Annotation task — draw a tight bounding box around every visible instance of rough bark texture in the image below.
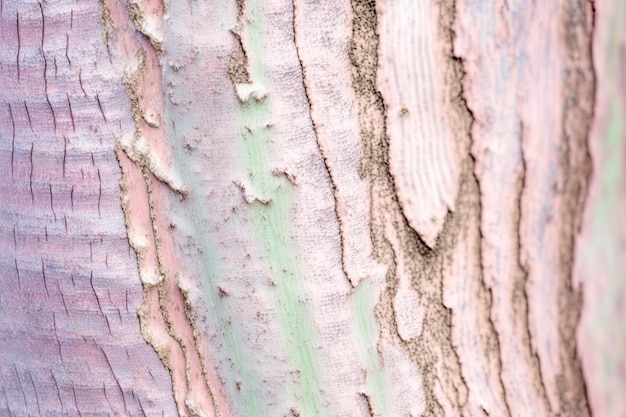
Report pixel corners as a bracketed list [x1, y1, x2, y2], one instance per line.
[0, 1, 178, 415]
[1, 0, 624, 416]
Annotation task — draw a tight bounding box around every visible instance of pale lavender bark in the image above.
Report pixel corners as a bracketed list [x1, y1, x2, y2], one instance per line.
[0, 1, 177, 415]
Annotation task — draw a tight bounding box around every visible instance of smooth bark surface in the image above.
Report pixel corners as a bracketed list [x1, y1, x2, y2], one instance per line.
[0, 0, 624, 416]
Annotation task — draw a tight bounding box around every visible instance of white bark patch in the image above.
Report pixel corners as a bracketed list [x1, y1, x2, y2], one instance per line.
[118, 133, 188, 197]
[186, 396, 209, 417]
[139, 269, 164, 286]
[235, 82, 268, 103]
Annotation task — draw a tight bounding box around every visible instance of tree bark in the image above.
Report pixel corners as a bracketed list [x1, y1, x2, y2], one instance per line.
[0, 0, 623, 416]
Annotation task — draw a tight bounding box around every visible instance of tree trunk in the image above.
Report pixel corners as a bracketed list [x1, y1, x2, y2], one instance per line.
[0, 0, 623, 416]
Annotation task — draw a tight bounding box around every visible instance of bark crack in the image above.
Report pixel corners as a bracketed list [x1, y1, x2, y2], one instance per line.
[52, 312, 63, 362]
[516, 121, 553, 413]
[65, 33, 71, 67]
[27, 369, 41, 417]
[464, 88, 512, 417]
[50, 370, 63, 412]
[24, 101, 33, 133]
[70, 384, 82, 417]
[16, 10, 20, 82]
[292, 0, 353, 289]
[101, 346, 129, 415]
[449, 0, 525, 411]
[40, 3, 56, 132]
[9, 103, 15, 177]
[177, 277, 222, 417]
[29, 142, 34, 203]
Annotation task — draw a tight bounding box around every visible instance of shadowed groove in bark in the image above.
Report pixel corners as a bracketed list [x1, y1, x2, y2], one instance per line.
[437, 1, 517, 412]
[456, 57, 512, 413]
[515, 121, 553, 413]
[554, 0, 595, 413]
[227, 0, 250, 87]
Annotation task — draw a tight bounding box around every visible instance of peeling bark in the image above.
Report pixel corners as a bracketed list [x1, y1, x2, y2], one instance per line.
[2, 0, 624, 416]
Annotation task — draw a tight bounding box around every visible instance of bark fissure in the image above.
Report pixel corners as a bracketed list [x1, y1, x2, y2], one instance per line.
[227, 13, 250, 88]
[40, 3, 56, 133]
[156, 280, 193, 413]
[70, 385, 81, 417]
[16, 10, 20, 82]
[50, 370, 63, 412]
[65, 33, 71, 67]
[448, 2, 593, 415]
[27, 370, 41, 417]
[516, 121, 553, 412]
[177, 279, 222, 417]
[101, 346, 129, 415]
[292, 0, 353, 289]
[118, 146, 212, 417]
[24, 101, 33, 133]
[8, 103, 14, 177]
[460, 57, 512, 414]
[29, 142, 34, 203]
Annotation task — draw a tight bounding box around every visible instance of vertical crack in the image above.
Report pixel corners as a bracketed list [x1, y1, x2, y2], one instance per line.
[63, 136, 67, 178]
[24, 101, 33, 133]
[16, 10, 20, 82]
[516, 121, 553, 413]
[27, 370, 42, 417]
[101, 347, 129, 415]
[9, 103, 15, 177]
[50, 370, 63, 411]
[39, 2, 56, 132]
[29, 142, 34, 203]
[461, 63, 512, 414]
[70, 384, 82, 417]
[66, 33, 71, 67]
[292, 0, 353, 288]
[67, 93, 76, 133]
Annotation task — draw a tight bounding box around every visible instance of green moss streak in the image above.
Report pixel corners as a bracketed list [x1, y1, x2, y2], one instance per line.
[170, 104, 265, 417]
[235, 1, 325, 415]
[164, 3, 266, 415]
